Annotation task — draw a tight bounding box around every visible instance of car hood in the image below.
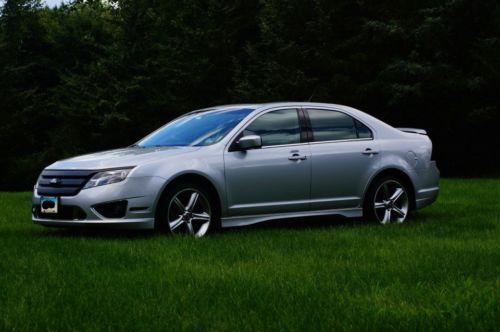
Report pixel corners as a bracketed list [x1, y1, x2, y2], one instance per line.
[47, 146, 201, 170]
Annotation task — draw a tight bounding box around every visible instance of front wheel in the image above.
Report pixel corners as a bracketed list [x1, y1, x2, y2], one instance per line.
[364, 176, 410, 224]
[156, 182, 220, 237]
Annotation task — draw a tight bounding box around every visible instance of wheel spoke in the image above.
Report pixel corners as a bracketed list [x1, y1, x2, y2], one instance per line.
[185, 220, 194, 234]
[192, 212, 210, 221]
[173, 197, 185, 211]
[390, 188, 404, 202]
[186, 192, 199, 212]
[169, 216, 184, 231]
[382, 209, 391, 224]
[374, 202, 385, 209]
[392, 206, 406, 218]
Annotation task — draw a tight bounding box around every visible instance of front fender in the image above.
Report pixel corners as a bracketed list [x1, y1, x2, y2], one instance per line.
[131, 147, 226, 218]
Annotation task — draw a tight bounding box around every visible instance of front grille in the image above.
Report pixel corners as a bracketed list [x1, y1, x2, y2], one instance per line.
[33, 205, 87, 220]
[37, 169, 97, 196]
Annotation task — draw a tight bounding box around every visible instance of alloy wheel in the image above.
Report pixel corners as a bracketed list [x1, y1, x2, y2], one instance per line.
[373, 180, 409, 224]
[167, 188, 211, 237]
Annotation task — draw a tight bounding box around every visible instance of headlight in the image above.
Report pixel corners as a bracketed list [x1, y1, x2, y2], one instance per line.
[83, 168, 134, 189]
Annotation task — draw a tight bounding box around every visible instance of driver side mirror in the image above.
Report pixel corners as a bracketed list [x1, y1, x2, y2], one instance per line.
[236, 135, 262, 150]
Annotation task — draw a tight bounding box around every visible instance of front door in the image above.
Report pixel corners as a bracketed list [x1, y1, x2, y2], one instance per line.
[224, 108, 311, 216]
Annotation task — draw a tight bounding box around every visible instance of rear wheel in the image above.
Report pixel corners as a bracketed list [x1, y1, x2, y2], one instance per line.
[156, 182, 220, 237]
[364, 176, 410, 224]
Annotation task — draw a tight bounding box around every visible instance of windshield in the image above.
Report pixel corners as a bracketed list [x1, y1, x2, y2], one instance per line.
[137, 107, 254, 147]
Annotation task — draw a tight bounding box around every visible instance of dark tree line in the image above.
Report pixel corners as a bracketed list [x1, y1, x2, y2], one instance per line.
[0, 0, 499, 190]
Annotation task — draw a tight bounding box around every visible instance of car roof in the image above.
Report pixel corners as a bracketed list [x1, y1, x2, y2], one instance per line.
[195, 102, 355, 112]
[190, 102, 372, 124]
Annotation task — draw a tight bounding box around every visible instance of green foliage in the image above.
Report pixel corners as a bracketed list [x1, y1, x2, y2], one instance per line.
[0, 179, 499, 330]
[0, 0, 499, 189]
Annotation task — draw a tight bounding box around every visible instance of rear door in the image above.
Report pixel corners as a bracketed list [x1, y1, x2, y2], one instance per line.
[304, 107, 380, 210]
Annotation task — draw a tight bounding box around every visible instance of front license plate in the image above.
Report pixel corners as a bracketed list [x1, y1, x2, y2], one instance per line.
[40, 196, 58, 214]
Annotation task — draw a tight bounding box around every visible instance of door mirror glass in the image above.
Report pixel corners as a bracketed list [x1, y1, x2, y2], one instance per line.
[237, 135, 262, 150]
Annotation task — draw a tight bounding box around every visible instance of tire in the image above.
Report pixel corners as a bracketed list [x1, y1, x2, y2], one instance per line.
[155, 181, 220, 237]
[363, 175, 410, 224]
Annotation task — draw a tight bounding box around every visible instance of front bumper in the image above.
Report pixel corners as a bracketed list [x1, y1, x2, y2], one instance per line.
[32, 176, 165, 229]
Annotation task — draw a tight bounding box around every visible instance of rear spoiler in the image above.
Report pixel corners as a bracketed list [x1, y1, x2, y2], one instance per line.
[397, 128, 427, 135]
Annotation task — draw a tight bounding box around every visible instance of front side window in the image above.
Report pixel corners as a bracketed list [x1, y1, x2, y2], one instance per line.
[137, 107, 254, 147]
[307, 109, 372, 141]
[243, 109, 301, 146]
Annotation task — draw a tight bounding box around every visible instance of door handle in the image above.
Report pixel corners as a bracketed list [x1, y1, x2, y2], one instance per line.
[288, 153, 307, 161]
[362, 148, 379, 155]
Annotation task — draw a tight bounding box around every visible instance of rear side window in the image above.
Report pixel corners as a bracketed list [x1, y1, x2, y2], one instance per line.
[307, 109, 373, 141]
[244, 109, 300, 146]
[355, 119, 373, 139]
[307, 109, 357, 141]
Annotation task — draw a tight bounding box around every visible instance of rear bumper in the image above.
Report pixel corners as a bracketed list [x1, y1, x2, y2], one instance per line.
[32, 176, 164, 230]
[415, 187, 439, 209]
[414, 161, 440, 209]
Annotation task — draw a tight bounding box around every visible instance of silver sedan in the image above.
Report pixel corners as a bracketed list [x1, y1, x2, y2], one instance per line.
[32, 102, 439, 237]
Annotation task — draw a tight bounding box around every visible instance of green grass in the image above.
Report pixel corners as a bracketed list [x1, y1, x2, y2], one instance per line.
[0, 179, 499, 331]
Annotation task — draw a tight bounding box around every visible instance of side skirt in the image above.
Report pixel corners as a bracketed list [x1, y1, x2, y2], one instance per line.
[221, 208, 363, 228]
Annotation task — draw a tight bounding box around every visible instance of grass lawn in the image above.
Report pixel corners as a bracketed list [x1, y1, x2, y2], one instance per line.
[0, 179, 498, 331]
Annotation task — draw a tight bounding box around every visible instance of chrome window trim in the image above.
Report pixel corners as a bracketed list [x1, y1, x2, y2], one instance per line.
[259, 137, 374, 149]
[260, 142, 310, 149]
[307, 137, 374, 146]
